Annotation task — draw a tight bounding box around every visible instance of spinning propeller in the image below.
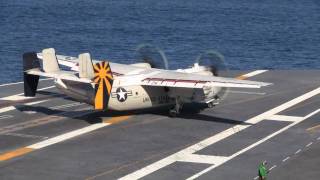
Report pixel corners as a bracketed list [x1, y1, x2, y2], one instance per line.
[195, 50, 230, 101]
[135, 44, 169, 70]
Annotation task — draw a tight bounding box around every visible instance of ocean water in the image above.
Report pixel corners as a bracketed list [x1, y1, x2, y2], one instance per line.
[0, 0, 319, 84]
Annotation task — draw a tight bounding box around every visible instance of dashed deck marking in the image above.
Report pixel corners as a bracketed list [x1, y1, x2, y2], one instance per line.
[282, 157, 290, 162]
[0, 115, 130, 162]
[4, 133, 48, 139]
[0, 115, 13, 120]
[269, 165, 277, 171]
[306, 142, 313, 147]
[295, 149, 301, 154]
[120, 86, 320, 180]
[51, 102, 83, 110]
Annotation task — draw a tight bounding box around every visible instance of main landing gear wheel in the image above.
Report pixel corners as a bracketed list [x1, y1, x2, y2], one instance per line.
[207, 102, 215, 108]
[169, 109, 178, 117]
[169, 97, 183, 117]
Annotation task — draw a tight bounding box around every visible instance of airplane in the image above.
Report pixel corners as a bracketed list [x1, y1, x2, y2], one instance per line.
[23, 48, 271, 117]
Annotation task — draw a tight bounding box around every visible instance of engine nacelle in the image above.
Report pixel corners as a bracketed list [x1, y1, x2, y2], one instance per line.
[203, 86, 222, 101]
[178, 63, 214, 76]
[130, 63, 152, 69]
[193, 70, 213, 76]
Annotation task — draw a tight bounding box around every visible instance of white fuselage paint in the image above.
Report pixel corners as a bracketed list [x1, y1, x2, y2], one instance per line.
[56, 80, 204, 111]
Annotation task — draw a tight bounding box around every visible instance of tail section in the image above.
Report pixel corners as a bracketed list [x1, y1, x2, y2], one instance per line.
[23, 48, 113, 110]
[23, 52, 40, 97]
[79, 53, 95, 79]
[78, 53, 114, 110]
[42, 48, 60, 72]
[92, 61, 113, 110]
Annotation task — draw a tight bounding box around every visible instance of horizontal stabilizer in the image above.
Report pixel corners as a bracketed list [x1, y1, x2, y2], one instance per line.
[25, 48, 93, 84]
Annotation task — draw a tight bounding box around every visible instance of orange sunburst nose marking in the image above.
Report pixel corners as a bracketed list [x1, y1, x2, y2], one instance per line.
[93, 61, 113, 110]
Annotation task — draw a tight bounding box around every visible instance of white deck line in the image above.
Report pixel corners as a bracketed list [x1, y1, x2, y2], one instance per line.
[0, 78, 53, 87]
[0, 115, 13, 120]
[179, 154, 228, 164]
[0, 86, 55, 101]
[0, 107, 16, 114]
[242, 70, 268, 78]
[120, 87, 320, 180]
[0, 100, 49, 114]
[267, 115, 302, 122]
[0, 84, 55, 114]
[28, 123, 110, 149]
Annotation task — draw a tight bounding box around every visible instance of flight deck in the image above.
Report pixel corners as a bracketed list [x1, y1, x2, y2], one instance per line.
[0, 70, 319, 180]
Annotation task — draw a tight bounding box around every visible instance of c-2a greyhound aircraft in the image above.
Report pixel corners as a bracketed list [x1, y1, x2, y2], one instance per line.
[23, 48, 271, 116]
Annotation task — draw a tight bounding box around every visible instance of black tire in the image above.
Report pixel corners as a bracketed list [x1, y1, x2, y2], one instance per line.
[169, 109, 178, 117]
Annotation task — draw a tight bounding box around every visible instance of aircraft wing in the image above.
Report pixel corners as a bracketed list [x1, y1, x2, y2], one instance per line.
[116, 69, 271, 89]
[36, 53, 271, 89]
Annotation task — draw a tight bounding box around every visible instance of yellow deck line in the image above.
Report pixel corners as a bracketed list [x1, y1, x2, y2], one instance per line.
[236, 75, 246, 80]
[236, 70, 268, 80]
[103, 115, 131, 124]
[0, 147, 34, 161]
[307, 124, 320, 132]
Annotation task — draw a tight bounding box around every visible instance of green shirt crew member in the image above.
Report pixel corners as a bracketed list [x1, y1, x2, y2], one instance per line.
[258, 161, 269, 180]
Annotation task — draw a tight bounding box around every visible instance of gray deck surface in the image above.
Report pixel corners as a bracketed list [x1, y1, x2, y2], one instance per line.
[0, 70, 319, 180]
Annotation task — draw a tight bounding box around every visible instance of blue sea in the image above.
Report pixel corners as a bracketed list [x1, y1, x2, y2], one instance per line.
[0, 0, 319, 84]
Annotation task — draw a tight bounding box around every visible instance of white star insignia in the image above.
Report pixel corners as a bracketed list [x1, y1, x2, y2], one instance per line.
[117, 88, 127, 101]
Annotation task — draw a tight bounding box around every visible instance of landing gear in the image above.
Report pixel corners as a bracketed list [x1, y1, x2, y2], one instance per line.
[207, 102, 215, 108]
[207, 96, 220, 108]
[169, 109, 178, 117]
[169, 97, 183, 117]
